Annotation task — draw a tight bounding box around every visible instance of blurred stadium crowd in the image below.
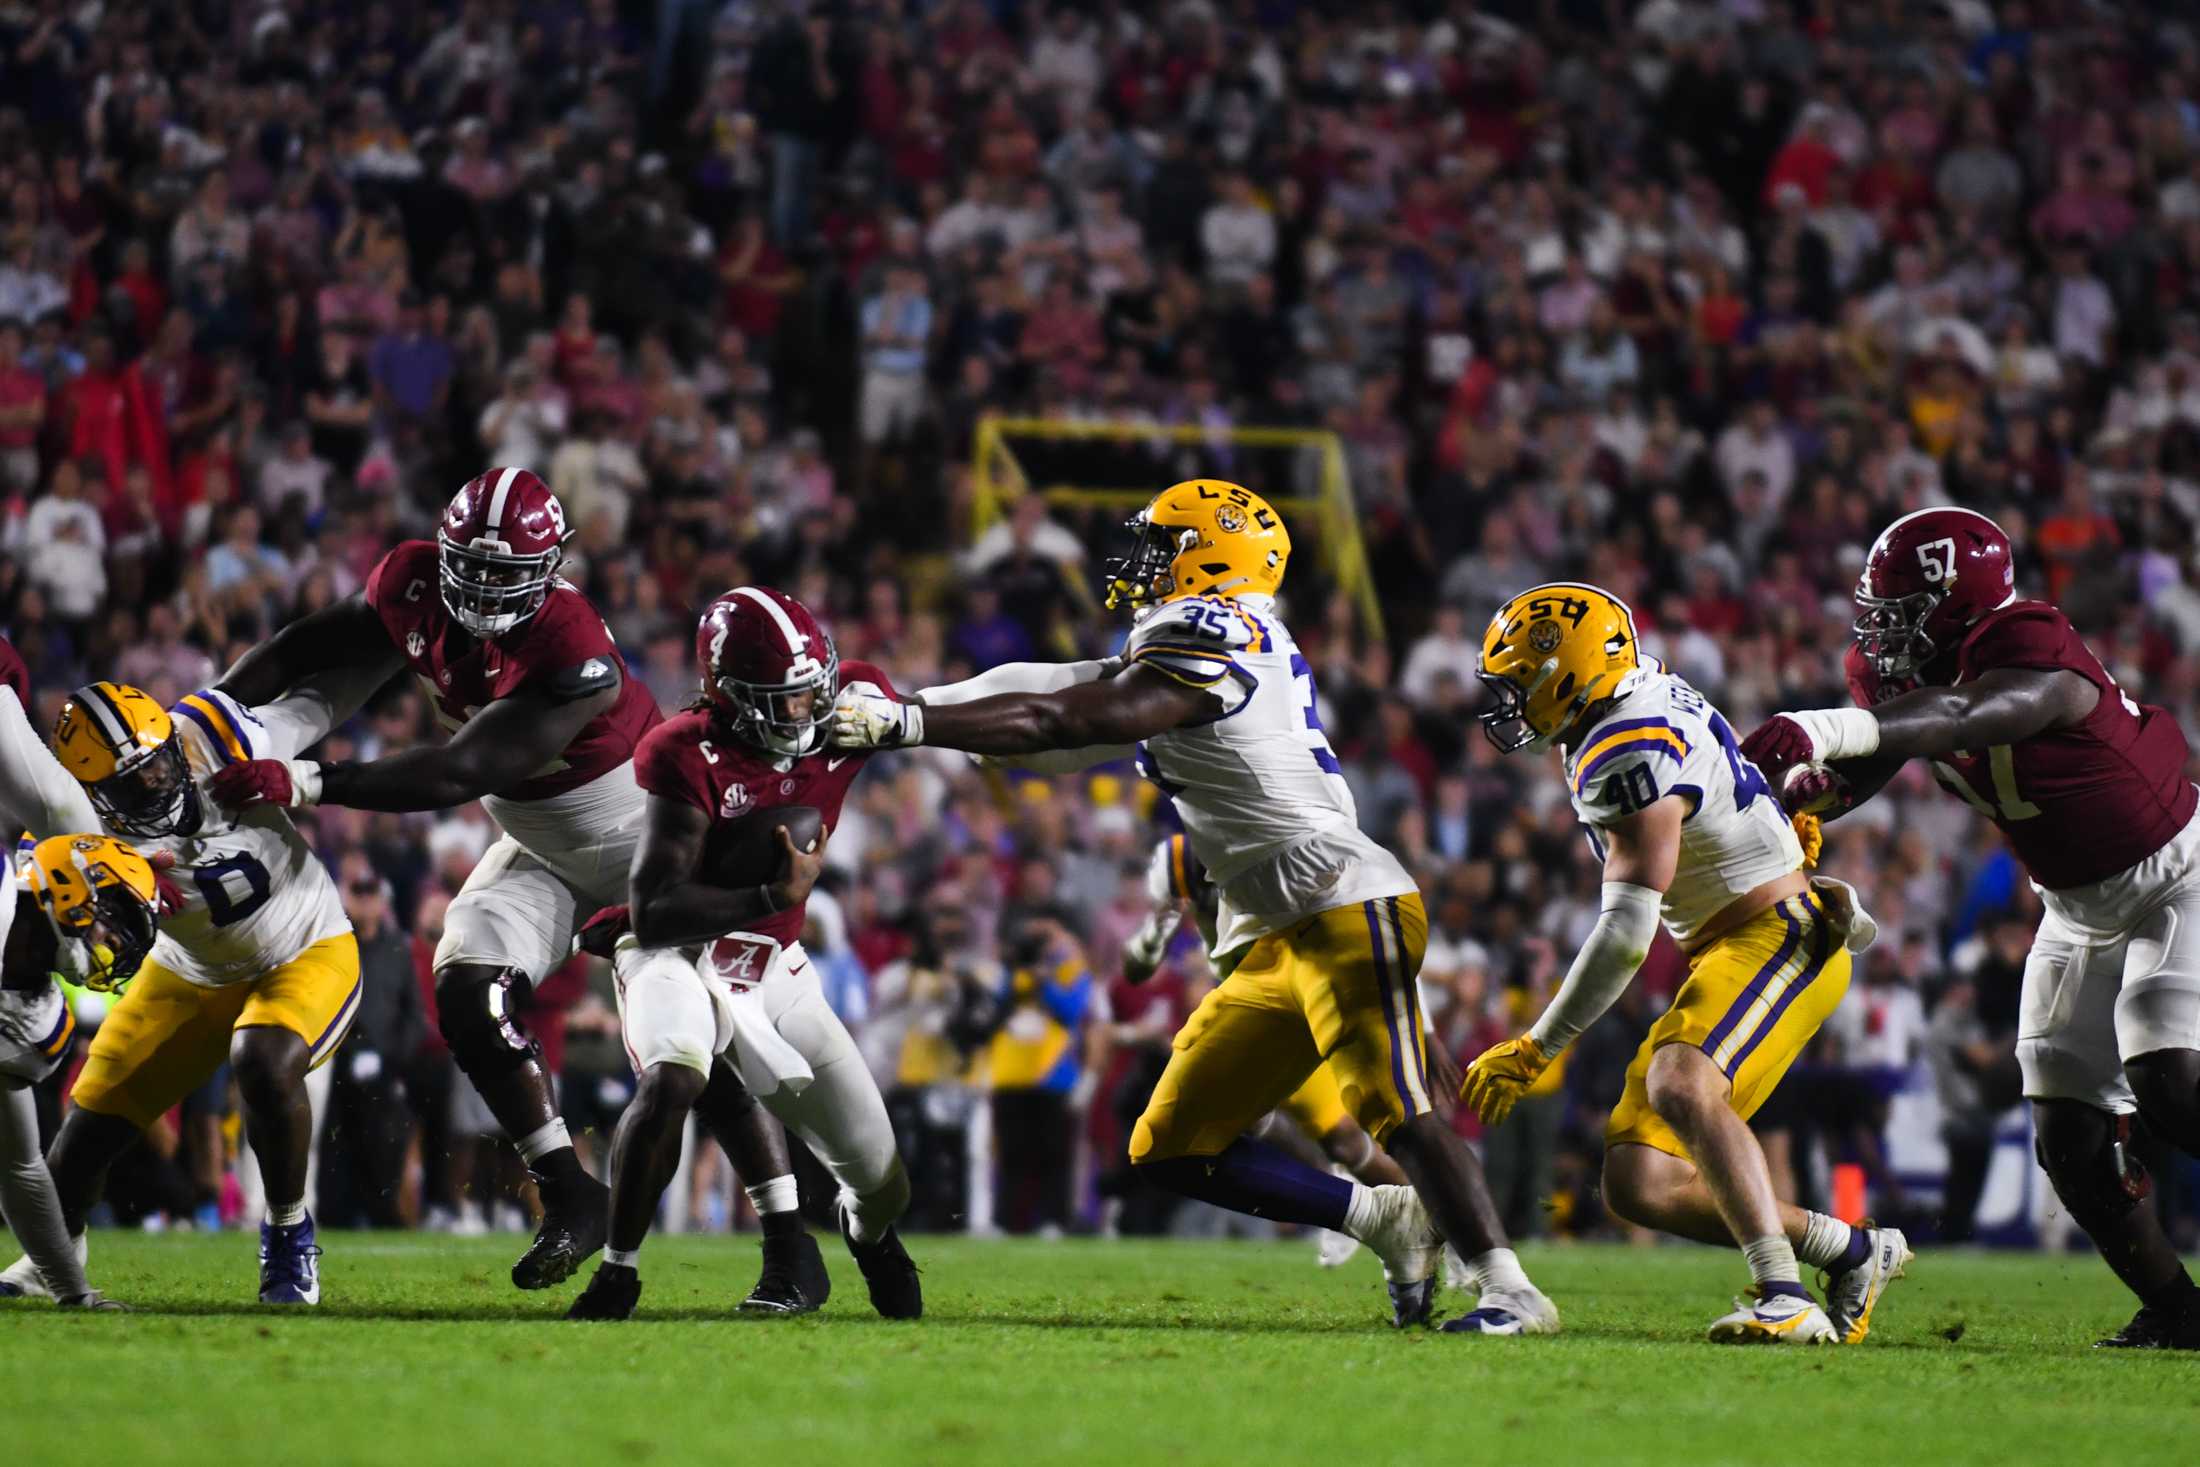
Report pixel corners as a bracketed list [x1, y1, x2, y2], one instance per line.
[4, 0, 2200, 1247]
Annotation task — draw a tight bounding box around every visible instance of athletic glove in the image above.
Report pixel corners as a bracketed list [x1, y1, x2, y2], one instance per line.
[828, 688, 923, 750]
[1738, 716, 1815, 783]
[208, 758, 322, 810]
[577, 905, 631, 959]
[1460, 1035, 1552, 1128]
[145, 850, 186, 916]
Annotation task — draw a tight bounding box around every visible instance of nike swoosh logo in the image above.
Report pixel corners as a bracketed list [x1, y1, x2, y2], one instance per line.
[786, 961, 808, 975]
[827, 756, 850, 771]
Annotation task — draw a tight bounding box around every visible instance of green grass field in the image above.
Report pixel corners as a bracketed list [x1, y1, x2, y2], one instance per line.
[4, 1232, 2194, 1466]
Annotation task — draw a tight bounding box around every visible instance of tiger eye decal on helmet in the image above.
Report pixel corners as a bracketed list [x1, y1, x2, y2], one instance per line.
[52, 681, 198, 837]
[1102, 480, 1289, 611]
[1476, 583, 1643, 755]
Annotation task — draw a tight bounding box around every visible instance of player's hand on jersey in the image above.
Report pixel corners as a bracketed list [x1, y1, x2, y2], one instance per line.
[208, 757, 322, 811]
[576, 904, 631, 959]
[144, 849, 186, 916]
[767, 825, 829, 911]
[829, 686, 921, 750]
[1459, 1035, 1552, 1127]
[1737, 716, 1816, 783]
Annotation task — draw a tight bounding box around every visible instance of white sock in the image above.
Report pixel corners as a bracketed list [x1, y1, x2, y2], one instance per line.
[1341, 1183, 1380, 1240]
[267, 1200, 307, 1228]
[1796, 1211, 1853, 1268]
[1743, 1234, 1802, 1289]
[515, 1118, 572, 1165]
[604, 1247, 640, 1269]
[745, 1176, 800, 1216]
[1465, 1246, 1532, 1298]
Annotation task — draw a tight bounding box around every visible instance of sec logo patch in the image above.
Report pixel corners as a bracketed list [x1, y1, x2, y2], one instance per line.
[720, 783, 754, 818]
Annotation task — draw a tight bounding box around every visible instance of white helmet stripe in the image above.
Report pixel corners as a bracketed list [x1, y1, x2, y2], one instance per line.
[484, 466, 523, 532]
[78, 684, 134, 749]
[731, 586, 808, 655]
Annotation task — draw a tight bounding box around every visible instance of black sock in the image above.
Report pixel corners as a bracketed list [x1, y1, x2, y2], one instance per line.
[2142, 1271, 2200, 1314]
[532, 1145, 591, 1200]
[761, 1210, 806, 1241]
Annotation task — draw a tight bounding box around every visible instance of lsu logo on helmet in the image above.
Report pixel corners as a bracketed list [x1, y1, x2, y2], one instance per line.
[24, 833, 161, 992]
[1477, 583, 1644, 754]
[1103, 480, 1290, 611]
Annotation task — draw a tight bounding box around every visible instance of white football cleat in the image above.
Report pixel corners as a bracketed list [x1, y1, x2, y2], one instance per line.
[1440, 1284, 1562, 1336]
[1352, 1185, 1442, 1326]
[0, 1233, 84, 1301]
[1707, 1291, 1839, 1344]
[1316, 1229, 1360, 1268]
[1820, 1226, 1911, 1344]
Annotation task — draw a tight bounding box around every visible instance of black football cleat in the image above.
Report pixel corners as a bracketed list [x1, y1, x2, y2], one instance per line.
[842, 1219, 922, 1320]
[513, 1170, 610, 1291]
[566, 1262, 641, 1321]
[2096, 1301, 2200, 1350]
[740, 1227, 830, 1316]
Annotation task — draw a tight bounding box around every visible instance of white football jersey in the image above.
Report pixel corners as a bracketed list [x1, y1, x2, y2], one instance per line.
[1126, 594, 1415, 953]
[1564, 669, 1803, 942]
[123, 689, 350, 988]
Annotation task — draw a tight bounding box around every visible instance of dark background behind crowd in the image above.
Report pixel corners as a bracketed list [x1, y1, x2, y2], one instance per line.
[5, 0, 2200, 1248]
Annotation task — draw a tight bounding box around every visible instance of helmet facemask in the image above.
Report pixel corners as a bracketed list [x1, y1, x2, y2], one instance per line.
[439, 533, 563, 637]
[1853, 582, 1943, 681]
[91, 737, 197, 838]
[1102, 513, 1184, 612]
[714, 645, 839, 758]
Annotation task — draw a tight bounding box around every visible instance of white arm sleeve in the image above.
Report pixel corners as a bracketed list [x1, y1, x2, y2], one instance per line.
[913, 657, 1134, 773]
[1526, 882, 1663, 1055]
[241, 660, 398, 762]
[0, 690, 98, 839]
[0, 1082, 88, 1301]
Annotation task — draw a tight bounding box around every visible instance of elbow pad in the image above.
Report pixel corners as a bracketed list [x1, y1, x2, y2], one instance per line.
[1528, 881, 1663, 1056]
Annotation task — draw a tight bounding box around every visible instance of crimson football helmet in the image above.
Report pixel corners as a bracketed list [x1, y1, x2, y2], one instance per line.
[1853, 507, 2016, 680]
[438, 467, 572, 637]
[697, 586, 838, 757]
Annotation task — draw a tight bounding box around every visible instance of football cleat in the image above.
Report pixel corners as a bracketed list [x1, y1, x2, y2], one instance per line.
[0, 1234, 80, 1300]
[1354, 1184, 1442, 1326]
[1707, 1290, 1837, 1344]
[740, 1227, 831, 1316]
[842, 1217, 923, 1320]
[566, 1262, 642, 1321]
[2096, 1301, 2200, 1350]
[1440, 1286, 1561, 1336]
[1315, 1229, 1360, 1268]
[511, 1169, 609, 1290]
[258, 1214, 322, 1305]
[1821, 1226, 1912, 1344]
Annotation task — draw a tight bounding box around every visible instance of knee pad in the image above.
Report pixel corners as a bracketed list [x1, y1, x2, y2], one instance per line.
[2032, 1101, 2149, 1231]
[435, 966, 540, 1071]
[847, 1154, 910, 1237]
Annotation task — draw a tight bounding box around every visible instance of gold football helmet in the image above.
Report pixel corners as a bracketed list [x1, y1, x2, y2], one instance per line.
[1477, 583, 1644, 753]
[52, 681, 197, 837]
[23, 833, 160, 992]
[1103, 480, 1290, 611]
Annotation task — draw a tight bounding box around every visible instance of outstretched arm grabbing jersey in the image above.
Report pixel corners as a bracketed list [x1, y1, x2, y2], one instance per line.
[833, 663, 1217, 755]
[908, 657, 1131, 773]
[211, 593, 622, 812]
[1741, 654, 2096, 816]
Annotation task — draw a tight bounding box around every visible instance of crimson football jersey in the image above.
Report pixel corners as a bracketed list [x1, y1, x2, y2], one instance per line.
[1846, 602, 2196, 889]
[364, 540, 662, 800]
[633, 659, 898, 962]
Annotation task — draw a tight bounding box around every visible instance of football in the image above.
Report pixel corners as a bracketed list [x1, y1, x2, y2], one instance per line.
[700, 805, 824, 888]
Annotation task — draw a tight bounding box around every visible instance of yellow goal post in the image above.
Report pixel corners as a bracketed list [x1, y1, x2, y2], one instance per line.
[968, 416, 1384, 644]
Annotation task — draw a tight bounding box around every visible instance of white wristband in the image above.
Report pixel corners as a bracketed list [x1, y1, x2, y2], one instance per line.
[898, 701, 924, 747]
[290, 760, 324, 806]
[1785, 707, 1880, 763]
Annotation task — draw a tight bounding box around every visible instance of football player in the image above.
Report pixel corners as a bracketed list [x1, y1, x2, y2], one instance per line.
[207, 468, 656, 1291]
[832, 481, 1557, 1334]
[0, 681, 359, 1304]
[1462, 584, 1901, 1344]
[0, 636, 145, 1310]
[566, 587, 920, 1322]
[1122, 833, 1413, 1264]
[1744, 508, 2200, 1350]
